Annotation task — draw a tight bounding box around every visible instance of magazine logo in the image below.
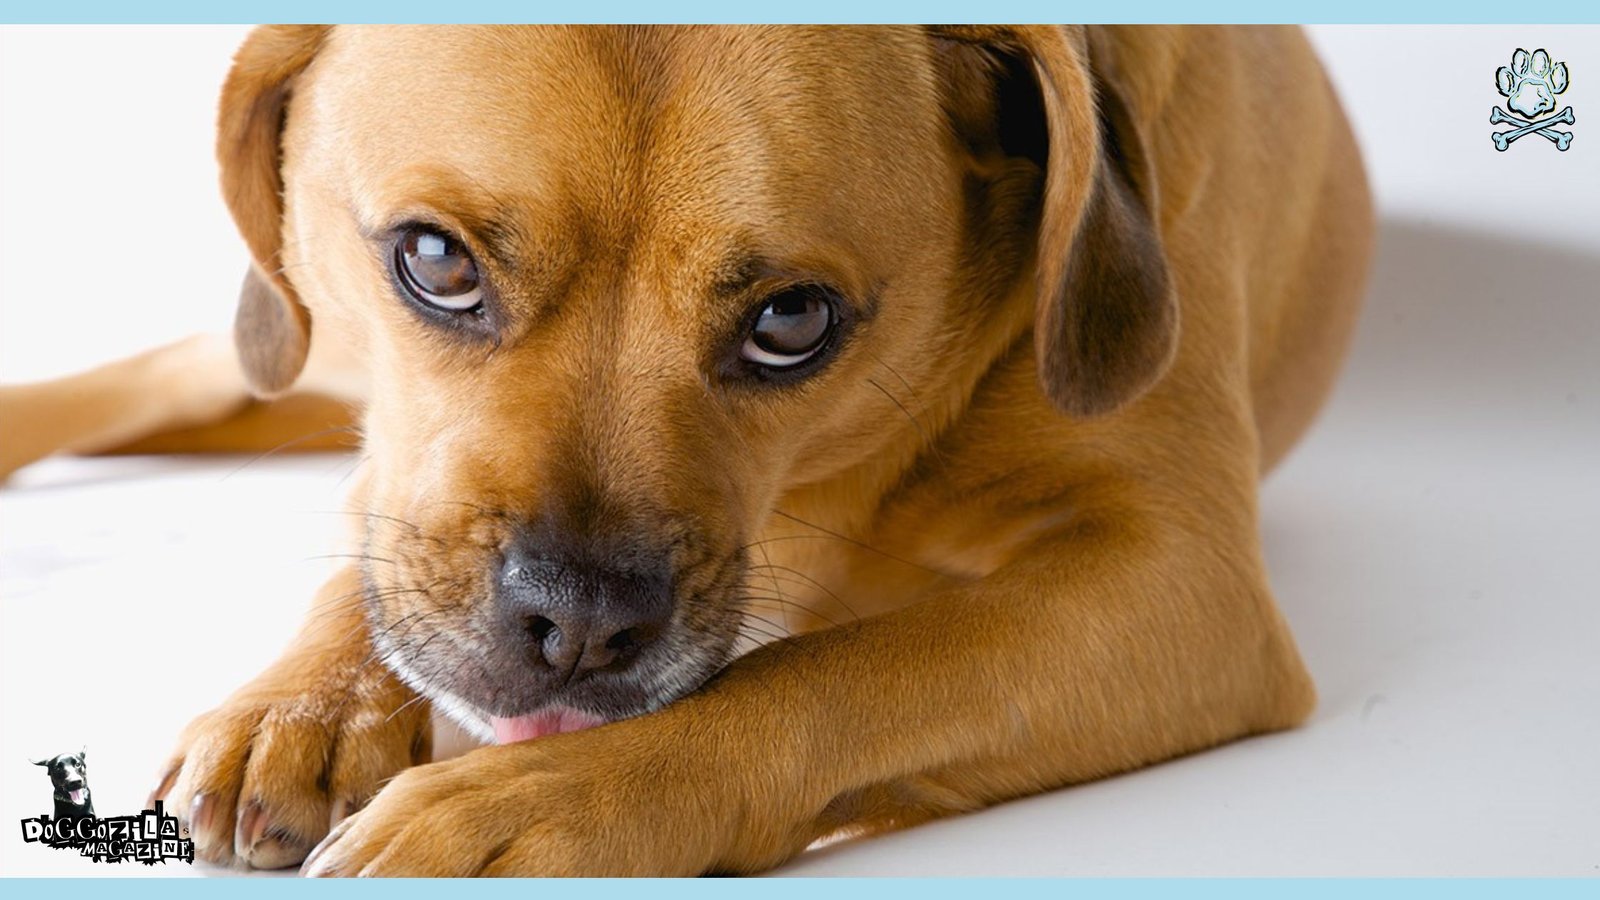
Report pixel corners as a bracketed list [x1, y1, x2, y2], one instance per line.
[23, 749, 194, 866]
[20, 799, 194, 866]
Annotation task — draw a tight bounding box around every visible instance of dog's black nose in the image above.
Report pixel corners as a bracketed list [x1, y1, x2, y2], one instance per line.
[495, 541, 673, 679]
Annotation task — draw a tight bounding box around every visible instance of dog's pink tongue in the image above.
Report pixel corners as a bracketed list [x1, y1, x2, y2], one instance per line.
[69, 789, 85, 805]
[491, 708, 607, 744]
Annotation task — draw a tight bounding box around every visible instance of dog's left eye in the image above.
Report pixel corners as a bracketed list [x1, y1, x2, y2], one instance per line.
[740, 287, 836, 369]
[394, 227, 483, 312]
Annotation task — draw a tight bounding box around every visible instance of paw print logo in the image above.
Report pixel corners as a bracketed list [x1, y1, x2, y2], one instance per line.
[1498, 49, 1568, 117]
[1491, 48, 1574, 151]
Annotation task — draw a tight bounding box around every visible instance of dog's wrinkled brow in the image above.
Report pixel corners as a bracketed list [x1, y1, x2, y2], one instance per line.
[707, 249, 855, 302]
[708, 251, 767, 299]
[355, 203, 526, 272]
[352, 166, 536, 272]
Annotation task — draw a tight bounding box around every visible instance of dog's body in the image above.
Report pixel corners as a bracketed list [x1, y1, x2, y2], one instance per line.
[35, 751, 95, 820]
[0, 26, 1372, 875]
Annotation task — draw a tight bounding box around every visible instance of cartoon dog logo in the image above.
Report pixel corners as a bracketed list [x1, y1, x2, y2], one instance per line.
[32, 749, 94, 819]
[1492, 48, 1574, 151]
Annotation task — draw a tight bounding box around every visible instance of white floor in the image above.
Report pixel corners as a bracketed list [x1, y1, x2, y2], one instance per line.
[2, 25, 1597, 877]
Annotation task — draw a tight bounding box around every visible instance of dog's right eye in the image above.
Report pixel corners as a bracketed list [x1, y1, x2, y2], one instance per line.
[394, 227, 483, 313]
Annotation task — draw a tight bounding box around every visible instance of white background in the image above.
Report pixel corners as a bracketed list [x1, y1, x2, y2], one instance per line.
[1, 25, 1597, 876]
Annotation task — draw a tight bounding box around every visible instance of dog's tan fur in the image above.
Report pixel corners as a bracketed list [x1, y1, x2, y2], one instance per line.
[0, 25, 1371, 875]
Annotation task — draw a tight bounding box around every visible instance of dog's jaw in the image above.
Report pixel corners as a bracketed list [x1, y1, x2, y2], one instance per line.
[380, 640, 614, 746]
[360, 542, 747, 746]
[381, 647, 496, 743]
[378, 616, 735, 748]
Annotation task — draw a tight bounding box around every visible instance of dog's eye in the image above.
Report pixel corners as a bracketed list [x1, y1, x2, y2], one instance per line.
[740, 287, 836, 369]
[395, 228, 482, 312]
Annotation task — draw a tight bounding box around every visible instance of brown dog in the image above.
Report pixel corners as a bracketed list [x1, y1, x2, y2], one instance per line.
[0, 25, 1372, 875]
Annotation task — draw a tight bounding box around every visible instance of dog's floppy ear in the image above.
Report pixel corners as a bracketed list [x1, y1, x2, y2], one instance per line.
[217, 25, 330, 397]
[31, 758, 48, 767]
[930, 25, 1178, 418]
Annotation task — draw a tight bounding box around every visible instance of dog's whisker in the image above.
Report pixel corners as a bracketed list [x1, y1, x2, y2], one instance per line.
[386, 628, 448, 686]
[327, 508, 426, 536]
[357, 610, 448, 675]
[867, 353, 928, 417]
[218, 425, 363, 481]
[349, 608, 429, 654]
[314, 586, 432, 634]
[739, 602, 850, 637]
[437, 160, 517, 224]
[729, 619, 828, 684]
[731, 594, 838, 661]
[752, 541, 796, 633]
[309, 578, 441, 610]
[303, 586, 368, 616]
[329, 620, 452, 727]
[302, 582, 433, 622]
[864, 368, 951, 472]
[326, 656, 415, 727]
[304, 508, 421, 530]
[740, 594, 846, 631]
[364, 603, 440, 640]
[743, 563, 862, 622]
[742, 522, 944, 577]
[383, 691, 431, 726]
[332, 453, 371, 488]
[739, 610, 795, 638]
[726, 627, 826, 700]
[739, 570, 857, 621]
[425, 499, 511, 520]
[735, 621, 794, 646]
[305, 552, 399, 566]
[865, 376, 938, 451]
[729, 594, 795, 630]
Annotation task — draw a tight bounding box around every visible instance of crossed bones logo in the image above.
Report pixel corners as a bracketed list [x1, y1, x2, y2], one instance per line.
[1492, 48, 1574, 151]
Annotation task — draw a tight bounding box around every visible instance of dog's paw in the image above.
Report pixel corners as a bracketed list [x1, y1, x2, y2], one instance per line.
[150, 671, 430, 869]
[301, 718, 727, 877]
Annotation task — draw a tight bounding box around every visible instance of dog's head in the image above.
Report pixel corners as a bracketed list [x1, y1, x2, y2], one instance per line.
[34, 750, 90, 806]
[217, 25, 1175, 742]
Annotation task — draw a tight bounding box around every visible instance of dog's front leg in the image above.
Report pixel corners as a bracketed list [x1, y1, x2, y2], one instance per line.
[302, 514, 1315, 876]
[151, 564, 430, 868]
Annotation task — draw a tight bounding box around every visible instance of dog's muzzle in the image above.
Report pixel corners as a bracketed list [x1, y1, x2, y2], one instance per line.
[373, 516, 737, 745]
[457, 532, 680, 742]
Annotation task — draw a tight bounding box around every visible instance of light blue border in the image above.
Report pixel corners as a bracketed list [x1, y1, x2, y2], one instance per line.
[3, 878, 1600, 894]
[1, 6, 1593, 895]
[1, 1, 1599, 23]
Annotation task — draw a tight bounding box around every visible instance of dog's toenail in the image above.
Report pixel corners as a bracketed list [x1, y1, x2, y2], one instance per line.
[301, 816, 354, 876]
[301, 843, 329, 876]
[237, 800, 268, 852]
[190, 793, 214, 833]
